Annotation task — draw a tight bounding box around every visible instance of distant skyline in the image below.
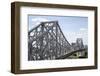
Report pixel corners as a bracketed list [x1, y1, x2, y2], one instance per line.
[28, 15, 88, 45]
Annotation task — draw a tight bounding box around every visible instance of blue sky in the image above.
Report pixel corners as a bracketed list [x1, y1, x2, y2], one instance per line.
[28, 15, 88, 45]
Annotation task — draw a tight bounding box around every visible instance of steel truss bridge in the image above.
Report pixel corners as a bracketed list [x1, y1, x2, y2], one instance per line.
[28, 21, 87, 60]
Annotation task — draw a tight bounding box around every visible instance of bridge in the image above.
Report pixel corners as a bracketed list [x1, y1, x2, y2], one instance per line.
[28, 21, 87, 60]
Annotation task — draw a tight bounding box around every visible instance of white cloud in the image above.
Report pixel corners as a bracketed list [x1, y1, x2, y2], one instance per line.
[64, 31, 88, 45]
[31, 18, 49, 22]
[29, 18, 49, 30]
[31, 18, 49, 26]
[80, 28, 87, 31]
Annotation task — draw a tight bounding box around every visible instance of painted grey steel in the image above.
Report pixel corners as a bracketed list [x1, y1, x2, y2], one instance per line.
[28, 21, 86, 60]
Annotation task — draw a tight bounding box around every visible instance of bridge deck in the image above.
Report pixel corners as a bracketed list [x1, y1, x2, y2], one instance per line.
[56, 49, 87, 59]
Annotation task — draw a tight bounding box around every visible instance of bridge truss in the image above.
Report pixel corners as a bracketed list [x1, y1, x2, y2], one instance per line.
[28, 21, 86, 60]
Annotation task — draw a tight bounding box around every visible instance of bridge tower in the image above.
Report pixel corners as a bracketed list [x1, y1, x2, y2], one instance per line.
[76, 38, 84, 57]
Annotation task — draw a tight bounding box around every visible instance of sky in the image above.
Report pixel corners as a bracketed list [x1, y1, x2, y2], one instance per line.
[28, 15, 88, 45]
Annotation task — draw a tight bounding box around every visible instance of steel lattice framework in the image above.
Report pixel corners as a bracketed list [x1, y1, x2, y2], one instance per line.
[28, 21, 86, 60]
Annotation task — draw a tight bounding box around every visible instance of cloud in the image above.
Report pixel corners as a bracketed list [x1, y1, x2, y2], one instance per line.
[31, 18, 49, 22]
[80, 28, 87, 31]
[31, 18, 49, 26]
[63, 31, 88, 45]
[29, 18, 49, 30]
